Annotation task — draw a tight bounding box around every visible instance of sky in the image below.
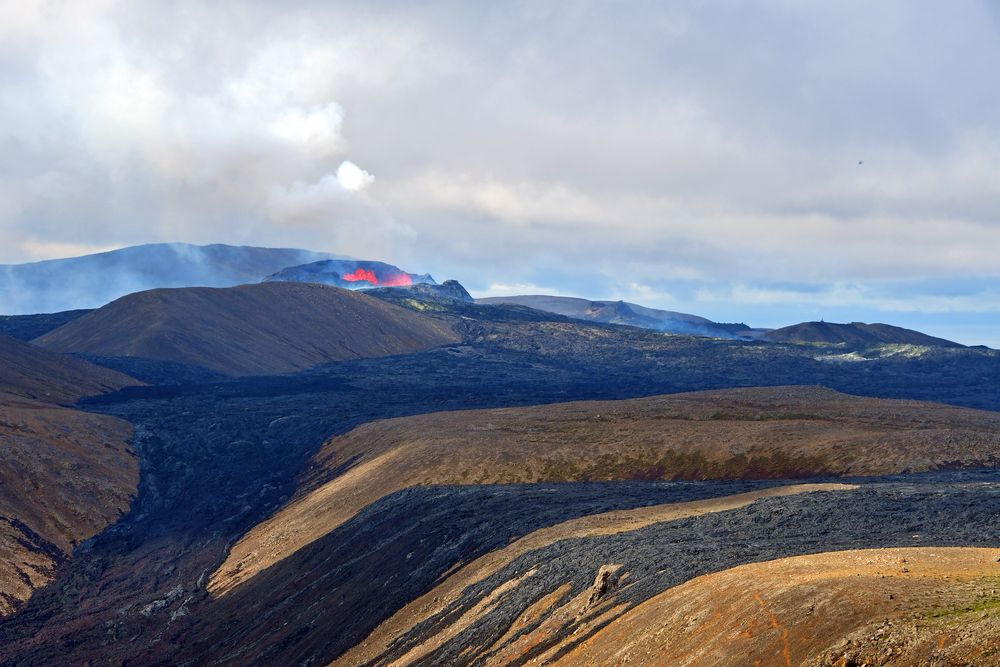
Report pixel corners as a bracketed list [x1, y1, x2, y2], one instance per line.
[2, 1, 1000, 345]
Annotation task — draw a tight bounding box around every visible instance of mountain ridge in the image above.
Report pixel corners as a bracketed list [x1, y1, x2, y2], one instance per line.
[34, 282, 461, 376]
[765, 320, 962, 347]
[477, 294, 755, 338]
[0, 243, 336, 314]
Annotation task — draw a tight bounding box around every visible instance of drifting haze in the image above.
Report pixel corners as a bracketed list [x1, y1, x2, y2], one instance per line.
[2, 2, 1000, 344]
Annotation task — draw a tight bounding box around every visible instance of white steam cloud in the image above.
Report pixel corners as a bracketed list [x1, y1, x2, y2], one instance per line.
[336, 161, 375, 192]
[0, 2, 416, 262]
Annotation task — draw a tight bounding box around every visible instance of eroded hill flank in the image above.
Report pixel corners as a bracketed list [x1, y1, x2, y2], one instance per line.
[0, 397, 136, 615]
[0, 336, 139, 616]
[209, 386, 1000, 596]
[35, 282, 461, 376]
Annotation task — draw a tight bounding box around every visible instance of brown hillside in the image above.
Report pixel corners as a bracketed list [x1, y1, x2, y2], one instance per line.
[0, 333, 139, 405]
[35, 282, 460, 376]
[0, 336, 139, 615]
[0, 394, 137, 615]
[209, 386, 1000, 596]
[554, 547, 1000, 667]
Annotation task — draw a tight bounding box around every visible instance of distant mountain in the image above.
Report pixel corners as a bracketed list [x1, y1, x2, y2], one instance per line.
[477, 295, 752, 338]
[763, 321, 962, 348]
[265, 259, 435, 290]
[35, 282, 460, 377]
[0, 243, 336, 314]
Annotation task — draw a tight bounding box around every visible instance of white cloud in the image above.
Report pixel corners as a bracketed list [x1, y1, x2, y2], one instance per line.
[696, 283, 1000, 315]
[18, 241, 126, 261]
[336, 161, 375, 192]
[2, 0, 1000, 335]
[268, 104, 346, 157]
[473, 282, 573, 298]
[0, 1, 425, 262]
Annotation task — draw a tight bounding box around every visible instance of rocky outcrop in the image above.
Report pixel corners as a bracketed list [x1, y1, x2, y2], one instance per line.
[365, 279, 475, 307]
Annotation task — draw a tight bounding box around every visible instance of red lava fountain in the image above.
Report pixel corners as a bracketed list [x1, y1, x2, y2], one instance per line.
[378, 273, 414, 287]
[343, 268, 379, 284]
[342, 268, 414, 286]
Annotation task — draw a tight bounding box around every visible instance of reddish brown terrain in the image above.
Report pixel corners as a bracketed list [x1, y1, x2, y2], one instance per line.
[35, 282, 460, 376]
[553, 547, 1000, 667]
[0, 335, 139, 615]
[210, 386, 1000, 597]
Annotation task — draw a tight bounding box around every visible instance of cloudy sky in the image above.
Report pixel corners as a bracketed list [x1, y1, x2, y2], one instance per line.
[2, 1, 1000, 344]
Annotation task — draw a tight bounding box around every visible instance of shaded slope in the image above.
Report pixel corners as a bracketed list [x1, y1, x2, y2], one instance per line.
[478, 294, 749, 337]
[0, 310, 91, 341]
[765, 320, 962, 347]
[0, 243, 334, 314]
[0, 333, 139, 405]
[209, 386, 1000, 596]
[35, 282, 460, 376]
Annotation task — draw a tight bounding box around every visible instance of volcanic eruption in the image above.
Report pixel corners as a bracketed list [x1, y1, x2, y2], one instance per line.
[342, 267, 414, 287]
[265, 259, 433, 290]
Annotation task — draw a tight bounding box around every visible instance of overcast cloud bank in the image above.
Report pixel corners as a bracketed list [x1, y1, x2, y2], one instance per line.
[2, 1, 999, 343]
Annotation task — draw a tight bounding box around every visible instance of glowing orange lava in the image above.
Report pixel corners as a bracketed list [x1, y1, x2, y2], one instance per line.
[379, 273, 414, 286]
[342, 268, 379, 284]
[341, 268, 414, 286]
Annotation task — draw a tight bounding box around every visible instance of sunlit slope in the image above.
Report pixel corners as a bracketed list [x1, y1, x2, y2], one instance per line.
[556, 547, 1000, 667]
[210, 386, 1000, 596]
